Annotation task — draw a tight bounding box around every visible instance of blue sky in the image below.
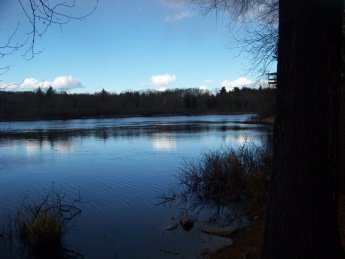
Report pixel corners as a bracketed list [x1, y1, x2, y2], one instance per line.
[0, 0, 268, 93]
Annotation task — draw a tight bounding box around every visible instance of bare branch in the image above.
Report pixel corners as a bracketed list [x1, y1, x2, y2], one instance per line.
[0, 0, 98, 62]
[0, 66, 11, 76]
[188, 0, 279, 75]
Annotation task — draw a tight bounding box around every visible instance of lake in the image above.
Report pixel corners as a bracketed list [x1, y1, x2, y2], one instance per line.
[0, 115, 270, 258]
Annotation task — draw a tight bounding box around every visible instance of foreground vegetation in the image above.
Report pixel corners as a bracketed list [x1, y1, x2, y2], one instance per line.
[179, 145, 271, 208]
[0, 87, 275, 121]
[177, 144, 345, 258]
[1, 190, 82, 258]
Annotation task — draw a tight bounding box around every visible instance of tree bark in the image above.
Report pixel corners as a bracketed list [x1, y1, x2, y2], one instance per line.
[262, 0, 345, 258]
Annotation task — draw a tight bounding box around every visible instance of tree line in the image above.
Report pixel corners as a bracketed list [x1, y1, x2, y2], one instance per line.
[0, 86, 275, 121]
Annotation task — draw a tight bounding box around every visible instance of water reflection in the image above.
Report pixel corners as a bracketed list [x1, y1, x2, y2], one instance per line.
[151, 133, 177, 151]
[224, 134, 254, 146]
[0, 115, 271, 258]
[0, 118, 267, 158]
[23, 139, 80, 155]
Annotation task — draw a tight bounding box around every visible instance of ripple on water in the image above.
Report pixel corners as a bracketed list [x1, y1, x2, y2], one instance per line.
[0, 115, 270, 258]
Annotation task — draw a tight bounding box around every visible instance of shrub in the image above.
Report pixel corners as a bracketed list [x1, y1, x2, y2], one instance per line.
[179, 145, 271, 208]
[19, 211, 63, 256]
[1, 189, 82, 258]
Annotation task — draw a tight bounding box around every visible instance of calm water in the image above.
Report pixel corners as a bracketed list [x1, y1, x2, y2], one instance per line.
[0, 115, 270, 258]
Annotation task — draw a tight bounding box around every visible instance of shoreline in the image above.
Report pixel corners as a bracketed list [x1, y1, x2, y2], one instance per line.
[207, 194, 345, 258]
[0, 112, 257, 123]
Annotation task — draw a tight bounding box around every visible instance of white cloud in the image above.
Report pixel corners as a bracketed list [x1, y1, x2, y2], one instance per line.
[1, 76, 84, 92]
[49, 75, 82, 90]
[150, 73, 176, 86]
[166, 10, 191, 22]
[21, 78, 40, 89]
[221, 77, 270, 91]
[156, 87, 167, 92]
[221, 77, 254, 91]
[0, 82, 20, 91]
[198, 85, 208, 91]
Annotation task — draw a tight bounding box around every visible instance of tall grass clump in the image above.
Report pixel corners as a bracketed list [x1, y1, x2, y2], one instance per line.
[1, 189, 82, 258]
[179, 145, 271, 208]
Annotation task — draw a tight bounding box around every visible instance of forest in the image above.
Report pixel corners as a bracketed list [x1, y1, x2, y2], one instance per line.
[0, 86, 275, 121]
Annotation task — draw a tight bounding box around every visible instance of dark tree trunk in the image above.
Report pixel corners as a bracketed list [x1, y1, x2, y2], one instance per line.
[262, 0, 344, 258]
[340, 20, 345, 193]
[341, 87, 345, 193]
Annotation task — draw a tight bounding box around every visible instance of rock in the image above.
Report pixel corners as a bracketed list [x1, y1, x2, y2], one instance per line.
[200, 225, 237, 237]
[179, 217, 194, 231]
[163, 222, 178, 231]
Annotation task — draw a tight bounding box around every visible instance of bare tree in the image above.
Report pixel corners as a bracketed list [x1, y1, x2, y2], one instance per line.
[189, 0, 279, 74]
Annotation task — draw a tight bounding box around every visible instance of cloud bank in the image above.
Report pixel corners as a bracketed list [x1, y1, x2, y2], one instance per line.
[221, 77, 254, 91]
[221, 77, 269, 91]
[1, 75, 84, 91]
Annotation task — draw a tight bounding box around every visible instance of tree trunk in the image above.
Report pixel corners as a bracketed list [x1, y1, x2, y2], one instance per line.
[262, 0, 345, 258]
[340, 19, 345, 193]
[341, 87, 345, 193]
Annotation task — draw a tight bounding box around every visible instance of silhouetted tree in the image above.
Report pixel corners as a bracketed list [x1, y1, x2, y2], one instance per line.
[262, 1, 344, 257]
[220, 86, 227, 95]
[35, 87, 43, 104]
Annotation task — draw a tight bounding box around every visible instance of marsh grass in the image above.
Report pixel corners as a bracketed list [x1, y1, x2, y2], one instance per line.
[1, 188, 82, 258]
[179, 144, 271, 209]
